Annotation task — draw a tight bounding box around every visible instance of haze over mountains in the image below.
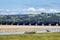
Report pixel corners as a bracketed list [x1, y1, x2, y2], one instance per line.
[0, 8, 60, 15]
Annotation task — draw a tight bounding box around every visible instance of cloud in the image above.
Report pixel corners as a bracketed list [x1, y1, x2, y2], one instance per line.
[22, 8, 60, 13]
[23, 7, 36, 12]
[0, 9, 19, 15]
[0, 8, 60, 15]
[38, 8, 46, 12]
[49, 9, 60, 13]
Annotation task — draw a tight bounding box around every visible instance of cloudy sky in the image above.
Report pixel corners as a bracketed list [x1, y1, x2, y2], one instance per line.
[0, 0, 60, 15]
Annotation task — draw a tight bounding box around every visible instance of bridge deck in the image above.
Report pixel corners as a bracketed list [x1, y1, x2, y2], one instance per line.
[0, 25, 60, 32]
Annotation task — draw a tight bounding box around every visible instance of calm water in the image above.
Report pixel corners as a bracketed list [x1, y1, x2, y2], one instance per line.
[0, 29, 60, 35]
[0, 32, 25, 35]
[36, 29, 60, 33]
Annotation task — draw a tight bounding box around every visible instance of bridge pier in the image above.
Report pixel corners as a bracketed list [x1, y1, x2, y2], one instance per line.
[29, 23, 31, 25]
[56, 24, 58, 26]
[35, 23, 37, 26]
[0, 21, 60, 26]
[49, 24, 51, 26]
[42, 24, 44, 26]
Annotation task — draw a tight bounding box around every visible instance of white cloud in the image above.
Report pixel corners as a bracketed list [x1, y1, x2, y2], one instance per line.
[49, 9, 60, 13]
[0, 8, 60, 15]
[38, 8, 46, 12]
[23, 8, 36, 12]
[0, 9, 19, 15]
[22, 8, 60, 14]
[27, 8, 36, 11]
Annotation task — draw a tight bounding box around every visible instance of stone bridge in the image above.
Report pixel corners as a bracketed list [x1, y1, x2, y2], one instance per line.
[0, 25, 60, 32]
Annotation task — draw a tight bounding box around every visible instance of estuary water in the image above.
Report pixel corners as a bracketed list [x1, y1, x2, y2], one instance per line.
[0, 29, 60, 35]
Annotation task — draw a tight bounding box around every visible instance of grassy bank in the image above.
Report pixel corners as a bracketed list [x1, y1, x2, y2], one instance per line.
[0, 32, 60, 40]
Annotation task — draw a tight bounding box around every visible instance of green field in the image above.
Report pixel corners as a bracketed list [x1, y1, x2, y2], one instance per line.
[0, 32, 60, 40]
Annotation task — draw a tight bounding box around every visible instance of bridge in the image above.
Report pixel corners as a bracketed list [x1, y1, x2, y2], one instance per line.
[0, 25, 60, 32]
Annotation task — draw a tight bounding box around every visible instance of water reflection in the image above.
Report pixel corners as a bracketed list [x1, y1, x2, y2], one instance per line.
[36, 29, 60, 33]
[0, 32, 25, 35]
[0, 29, 60, 35]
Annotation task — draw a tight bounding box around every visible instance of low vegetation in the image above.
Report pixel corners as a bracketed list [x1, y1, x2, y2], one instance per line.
[0, 32, 60, 40]
[24, 31, 36, 34]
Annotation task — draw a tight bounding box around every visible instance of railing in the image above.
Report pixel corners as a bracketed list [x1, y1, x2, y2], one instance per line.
[0, 23, 60, 26]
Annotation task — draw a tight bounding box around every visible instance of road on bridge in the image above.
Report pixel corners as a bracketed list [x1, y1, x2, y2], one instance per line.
[0, 25, 60, 32]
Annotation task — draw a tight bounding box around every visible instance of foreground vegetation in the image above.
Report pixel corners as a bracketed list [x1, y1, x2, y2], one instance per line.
[0, 32, 60, 40]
